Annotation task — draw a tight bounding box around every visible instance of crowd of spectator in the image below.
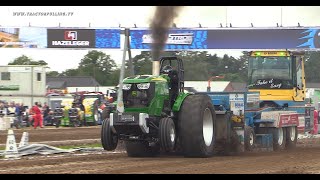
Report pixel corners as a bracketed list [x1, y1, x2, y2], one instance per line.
[0, 101, 53, 129]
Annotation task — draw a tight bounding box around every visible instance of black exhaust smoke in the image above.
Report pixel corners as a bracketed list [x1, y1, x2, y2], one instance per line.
[150, 6, 183, 61]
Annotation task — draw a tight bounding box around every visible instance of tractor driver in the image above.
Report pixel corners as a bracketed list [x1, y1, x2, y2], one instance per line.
[161, 65, 179, 108]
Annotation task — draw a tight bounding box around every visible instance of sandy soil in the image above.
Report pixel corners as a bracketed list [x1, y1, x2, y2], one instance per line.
[1, 126, 320, 174]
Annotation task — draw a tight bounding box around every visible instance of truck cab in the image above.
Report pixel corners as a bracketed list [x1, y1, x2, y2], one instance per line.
[247, 50, 306, 107]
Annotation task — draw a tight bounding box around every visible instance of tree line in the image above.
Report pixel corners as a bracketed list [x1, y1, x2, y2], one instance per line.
[8, 50, 320, 86]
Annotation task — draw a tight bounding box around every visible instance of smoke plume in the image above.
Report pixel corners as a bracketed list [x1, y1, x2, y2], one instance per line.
[150, 6, 183, 61]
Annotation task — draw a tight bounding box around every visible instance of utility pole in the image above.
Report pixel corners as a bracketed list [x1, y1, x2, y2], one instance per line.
[127, 28, 134, 76]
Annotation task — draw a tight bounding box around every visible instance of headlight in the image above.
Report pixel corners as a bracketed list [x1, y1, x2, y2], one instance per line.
[122, 84, 132, 90]
[137, 83, 150, 90]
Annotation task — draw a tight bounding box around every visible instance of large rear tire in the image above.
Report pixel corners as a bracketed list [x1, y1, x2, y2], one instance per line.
[272, 127, 286, 151]
[101, 118, 118, 151]
[125, 141, 160, 157]
[159, 117, 176, 152]
[285, 126, 298, 149]
[178, 94, 216, 157]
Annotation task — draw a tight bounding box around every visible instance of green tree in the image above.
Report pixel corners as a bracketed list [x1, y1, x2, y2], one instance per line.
[46, 71, 60, 77]
[131, 51, 153, 75]
[305, 51, 320, 83]
[77, 50, 117, 86]
[61, 69, 80, 76]
[8, 55, 48, 66]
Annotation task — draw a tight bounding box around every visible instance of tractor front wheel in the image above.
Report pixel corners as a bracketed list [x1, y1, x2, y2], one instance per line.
[159, 117, 176, 152]
[101, 118, 118, 151]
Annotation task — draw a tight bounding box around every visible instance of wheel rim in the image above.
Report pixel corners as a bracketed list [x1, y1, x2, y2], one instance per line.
[249, 132, 254, 146]
[290, 127, 296, 141]
[170, 126, 175, 143]
[203, 108, 214, 146]
[94, 110, 98, 122]
[278, 128, 284, 145]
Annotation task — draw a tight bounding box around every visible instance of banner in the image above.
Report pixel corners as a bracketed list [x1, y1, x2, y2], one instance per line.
[130, 29, 207, 50]
[205, 28, 319, 49]
[47, 28, 121, 49]
[47, 29, 96, 48]
[95, 29, 121, 49]
[0, 27, 47, 48]
[129, 28, 320, 50]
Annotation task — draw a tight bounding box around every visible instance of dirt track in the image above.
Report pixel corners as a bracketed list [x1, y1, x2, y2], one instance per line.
[1, 126, 320, 174]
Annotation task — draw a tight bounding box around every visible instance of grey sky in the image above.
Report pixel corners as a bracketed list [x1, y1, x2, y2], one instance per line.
[0, 6, 319, 72]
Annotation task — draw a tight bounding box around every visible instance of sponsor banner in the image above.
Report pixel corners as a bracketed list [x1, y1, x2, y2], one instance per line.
[0, 27, 47, 48]
[47, 28, 121, 49]
[130, 29, 207, 50]
[130, 28, 320, 50]
[206, 28, 319, 49]
[95, 29, 121, 49]
[47, 29, 96, 48]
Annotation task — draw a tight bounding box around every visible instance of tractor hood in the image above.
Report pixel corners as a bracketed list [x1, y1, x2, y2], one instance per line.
[123, 75, 167, 84]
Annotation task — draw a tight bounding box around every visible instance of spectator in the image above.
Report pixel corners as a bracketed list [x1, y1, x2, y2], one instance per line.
[19, 103, 27, 123]
[7, 102, 16, 115]
[32, 102, 43, 129]
[0, 101, 8, 115]
[15, 103, 22, 124]
[42, 102, 51, 125]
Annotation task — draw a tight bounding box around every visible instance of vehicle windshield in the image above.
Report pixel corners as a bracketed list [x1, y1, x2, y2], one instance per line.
[247, 56, 293, 89]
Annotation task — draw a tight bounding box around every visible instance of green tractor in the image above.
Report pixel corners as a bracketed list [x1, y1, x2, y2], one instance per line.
[101, 57, 216, 157]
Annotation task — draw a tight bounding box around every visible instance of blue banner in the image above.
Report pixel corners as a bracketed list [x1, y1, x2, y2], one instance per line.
[95, 29, 121, 49]
[130, 29, 208, 50]
[129, 28, 320, 50]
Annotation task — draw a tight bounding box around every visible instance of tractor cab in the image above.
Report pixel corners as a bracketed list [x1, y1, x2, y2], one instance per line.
[159, 57, 185, 108]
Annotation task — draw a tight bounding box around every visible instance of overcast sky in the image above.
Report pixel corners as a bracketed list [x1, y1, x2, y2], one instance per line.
[0, 6, 319, 72]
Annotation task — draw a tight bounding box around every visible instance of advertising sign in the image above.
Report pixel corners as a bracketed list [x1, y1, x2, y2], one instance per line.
[0, 27, 47, 48]
[130, 29, 207, 50]
[47, 28, 121, 49]
[95, 29, 121, 49]
[47, 29, 96, 48]
[130, 28, 320, 50]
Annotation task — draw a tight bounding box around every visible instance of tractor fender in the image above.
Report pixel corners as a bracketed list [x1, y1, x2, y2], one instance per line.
[172, 93, 191, 112]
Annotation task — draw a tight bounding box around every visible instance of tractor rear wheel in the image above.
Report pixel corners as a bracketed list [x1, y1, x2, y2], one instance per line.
[101, 118, 118, 151]
[159, 117, 176, 152]
[178, 94, 216, 157]
[125, 141, 160, 157]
